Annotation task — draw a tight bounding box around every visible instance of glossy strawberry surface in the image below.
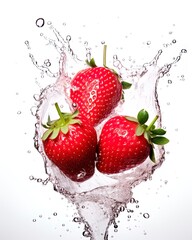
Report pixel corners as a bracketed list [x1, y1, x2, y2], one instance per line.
[70, 67, 122, 126]
[96, 116, 151, 174]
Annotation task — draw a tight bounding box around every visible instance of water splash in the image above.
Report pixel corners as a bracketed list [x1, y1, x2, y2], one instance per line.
[28, 21, 186, 240]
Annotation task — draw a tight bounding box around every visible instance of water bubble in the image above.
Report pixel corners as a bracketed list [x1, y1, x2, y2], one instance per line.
[36, 18, 45, 28]
[168, 79, 172, 84]
[143, 213, 150, 219]
[29, 175, 35, 180]
[172, 39, 176, 44]
[27, 150, 31, 154]
[17, 111, 22, 115]
[47, 21, 52, 25]
[147, 41, 151, 45]
[101, 41, 105, 45]
[53, 212, 57, 216]
[39, 215, 43, 218]
[32, 219, 37, 222]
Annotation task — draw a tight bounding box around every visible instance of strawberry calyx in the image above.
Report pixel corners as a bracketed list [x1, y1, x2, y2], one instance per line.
[126, 109, 169, 162]
[42, 103, 81, 141]
[85, 45, 132, 91]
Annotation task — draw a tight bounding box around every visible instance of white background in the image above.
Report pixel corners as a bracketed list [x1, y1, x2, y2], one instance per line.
[1, 0, 192, 239]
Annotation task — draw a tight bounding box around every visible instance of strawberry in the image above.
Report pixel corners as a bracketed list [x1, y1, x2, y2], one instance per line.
[42, 103, 97, 182]
[70, 45, 131, 126]
[96, 109, 169, 174]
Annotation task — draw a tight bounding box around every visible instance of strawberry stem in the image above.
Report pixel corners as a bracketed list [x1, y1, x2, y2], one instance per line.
[146, 115, 159, 131]
[103, 45, 107, 66]
[55, 103, 65, 121]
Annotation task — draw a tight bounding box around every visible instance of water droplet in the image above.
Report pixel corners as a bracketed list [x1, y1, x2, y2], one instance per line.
[82, 230, 91, 237]
[73, 217, 81, 222]
[147, 41, 151, 45]
[29, 175, 35, 180]
[24, 40, 31, 49]
[72, 102, 77, 108]
[53, 212, 57, 216]
[32, 219, 37, 222]
[27, 150, 31, 154]
[30, 106, 37, 116]
[39, 215, 43, 218]
[77, 169, 86, 180]
[129, 198, 136, 204]
[84, 41, 88, 46]
[17, 111, 21, 115]
[136, 205, 139, 208]
[113, 55, 118, 60]
[168, 79, 172, 84]
[66, 35, 71, 42]
[172, 39, 176, 44]
[47, 21, 52, 25]
[143, 213, 150, 219]
[36, 18, 45, 28]
[101, 41, 105, 44]
[44, 59, 51, 67]
[181, 49, 187, 53]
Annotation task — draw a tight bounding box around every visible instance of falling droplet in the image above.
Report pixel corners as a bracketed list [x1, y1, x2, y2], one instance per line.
[143, 213, 150, 219]
[36, 18, 45, 28]
[66, 35, 71, 42]
[181, 49, 187, 53]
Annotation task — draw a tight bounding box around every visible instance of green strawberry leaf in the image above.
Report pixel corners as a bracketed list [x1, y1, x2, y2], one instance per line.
[50, 128, 60, 140]
[61, 125, 69, 134]
[151, 128, 166, 135]
[125, 116, 138, 123]
[137, 109, 149, 125]
[42, 129, 53, 141]
[149, 145, 156, 163]
[86, 58, 97, 68]
[121, 81, 132, 89]
[151, 136, 169, 145]
[136, 125, 145, 136]
[41, 103, 81, 141]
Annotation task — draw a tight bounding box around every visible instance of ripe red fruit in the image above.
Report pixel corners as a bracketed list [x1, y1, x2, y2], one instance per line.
[70, 66, 122, 126]
[42, 103, 97, 182]
[96, 110, 169, 174]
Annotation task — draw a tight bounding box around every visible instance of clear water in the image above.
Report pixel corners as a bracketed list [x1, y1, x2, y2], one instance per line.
[26, 20, 186, 240]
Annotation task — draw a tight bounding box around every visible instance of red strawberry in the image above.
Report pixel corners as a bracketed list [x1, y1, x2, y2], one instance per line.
[70, 45, 131, 126]
[96, 110, 169, 174]
[42, 103, 97, 182]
